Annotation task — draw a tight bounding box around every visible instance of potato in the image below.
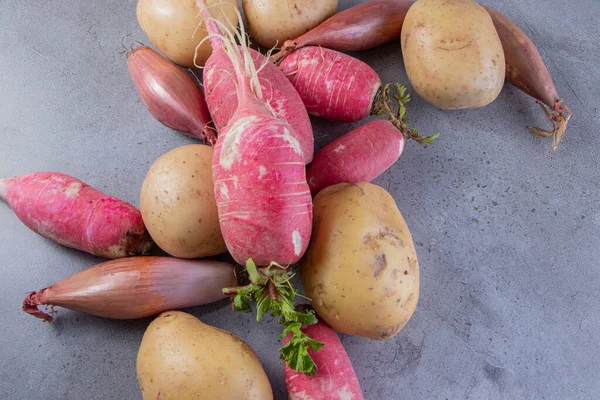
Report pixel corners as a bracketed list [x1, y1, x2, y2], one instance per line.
[401, 0, 505, 109]
[136, 0, 238, 68]
[300, 182, 419, 340]
[137, 311, 273, 400]
[140, 144, 226, 258]
[243, 0, 338, 49]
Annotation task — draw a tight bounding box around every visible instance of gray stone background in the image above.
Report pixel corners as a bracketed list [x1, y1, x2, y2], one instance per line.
[1, 0, 598, 399]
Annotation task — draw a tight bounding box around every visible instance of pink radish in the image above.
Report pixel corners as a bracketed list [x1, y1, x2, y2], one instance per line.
[280, 48, 435, 143]
[203, 48, 314, 162]
[280, 46, 380, 123]
[307, 119, 405, 196]
[283, 319, 364, 400]
[0, 172, 152, 259]
[196, 1, 312, 266]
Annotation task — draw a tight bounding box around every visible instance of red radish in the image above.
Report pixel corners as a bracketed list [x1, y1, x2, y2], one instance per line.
[0, 172, 152, 259]
[280, 46, 380, 123]
[279, 48, 434, 143]
[271, 0, 412, 63]
[196, 1, 312, 266]
[23, 257, 236, 322]
[283, 319, 364, 400]
[484, 6, 572, 151]
[128, 46, 215, 144]
[203, 47, 314, 162]
[307, 120, 405, 196]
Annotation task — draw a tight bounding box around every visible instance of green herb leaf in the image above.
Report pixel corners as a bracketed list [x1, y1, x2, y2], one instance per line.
[246, 258, 267, 286]
[280, 322, 325, 376]
[232, 293, 252, 313]
[222, 259, 324, 375]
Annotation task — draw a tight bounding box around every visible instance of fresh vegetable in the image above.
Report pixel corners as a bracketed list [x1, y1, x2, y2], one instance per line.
[136, 0, 238, 68]
[401, 0, 505, 110]
[271, 0, 412, 63]
[300, 182, 419, 340]
[279, 47, 436, 143]
[137, 311, 273, 399]
[279, 46, 379, 123]
[283, 319, 364, 400]
[223, 259, 324, 375]
[243, 0, 338, 49]
[0, 172, 151, 259]
[23, 257, 235, 322]
[307, 119, 405, 196]
[140, 144, 226, 258]
[128, 46, 214, 143]
[484, 6, 572, 151]
[203, 46, 314, 162]
[198, 1, 313, 266]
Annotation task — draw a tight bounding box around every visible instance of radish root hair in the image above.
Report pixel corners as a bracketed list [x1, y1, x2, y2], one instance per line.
[0, 178, 6, 200]
[195, 1, 264, 101]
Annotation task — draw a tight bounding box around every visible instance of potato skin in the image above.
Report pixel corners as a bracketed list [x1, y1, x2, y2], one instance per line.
[137, 311, 273, 400]
[136, 0, 238, 68]
[401, 0, 505, 109]
[300, 183, 419, 340]
[243, 0, 338, 49]
[140, 145, 226, 258]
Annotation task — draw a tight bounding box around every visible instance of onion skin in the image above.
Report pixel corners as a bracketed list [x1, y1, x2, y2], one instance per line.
[484, 6, 571, 151]
[271, 0, 412, 63]
[23, 257, 236, 322]
[127, 47, 214, 143]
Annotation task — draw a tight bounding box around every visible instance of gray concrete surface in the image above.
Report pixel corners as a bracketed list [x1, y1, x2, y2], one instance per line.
[1, 0, 599, 399]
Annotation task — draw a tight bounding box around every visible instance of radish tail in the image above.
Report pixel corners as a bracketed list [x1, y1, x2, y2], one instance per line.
[529, 100, 572, 152]
[23, 291, 54, 322]
[0, 178, 6, 201]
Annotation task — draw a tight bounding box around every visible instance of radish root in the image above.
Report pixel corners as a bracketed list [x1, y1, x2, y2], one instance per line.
[22, 291, 54, 323]
[529, 100, 572, 152]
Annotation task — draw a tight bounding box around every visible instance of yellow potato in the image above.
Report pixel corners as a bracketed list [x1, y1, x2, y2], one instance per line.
[137, 311, 273, 400]
[243, 0, 338, 49]
[140, 144, 226, 258]
[300, 183, 419, 340]
[401, 0, 505, 109]
[136, 0, 238, 68]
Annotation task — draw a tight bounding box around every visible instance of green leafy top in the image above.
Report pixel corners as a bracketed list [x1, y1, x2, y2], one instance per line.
[374, 82, 439, 145]
[223, 259, 324, 376]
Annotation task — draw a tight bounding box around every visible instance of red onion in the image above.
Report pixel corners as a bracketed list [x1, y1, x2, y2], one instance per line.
[128, 47, 215, 144]
[23, 257, 236, 322]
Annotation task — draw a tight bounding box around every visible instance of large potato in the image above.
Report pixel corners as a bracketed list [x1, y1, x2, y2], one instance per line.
[300, 183, 419, 340]
[401, 0, 505, 109]
[137, 0, 238, 68]
[137, 311, 273, 400]
[140, 144, 226, 258]
[243, 0, 338, 49]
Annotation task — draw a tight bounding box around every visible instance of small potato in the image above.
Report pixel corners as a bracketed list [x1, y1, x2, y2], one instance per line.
[136, 0, 239, 68]
[401, 0, 505, 109]
[140, 144, 226, 258]
[137, 311, 273, 400]
[300, 182, 419, 340]
[243, 0, 338, 49]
